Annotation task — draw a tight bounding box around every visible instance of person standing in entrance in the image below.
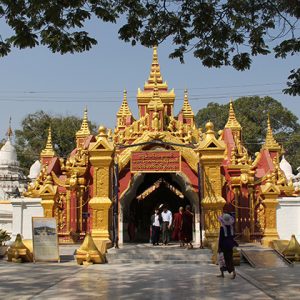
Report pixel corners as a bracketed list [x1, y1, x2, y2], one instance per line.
[182, 205, 194, 248]
[151, 208, 162, 246]
[172, 207, 184, 246]
[217, 213, 238, 279]
[161, 205, 172, 245]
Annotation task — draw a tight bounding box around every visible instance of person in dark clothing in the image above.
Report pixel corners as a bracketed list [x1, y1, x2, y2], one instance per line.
[151, 208, 162, 245]
[217, 213, 238, 279]
[181, 205, 194, 248]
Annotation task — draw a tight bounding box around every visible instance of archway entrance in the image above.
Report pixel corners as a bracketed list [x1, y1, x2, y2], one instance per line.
[119, 172, 199, 244]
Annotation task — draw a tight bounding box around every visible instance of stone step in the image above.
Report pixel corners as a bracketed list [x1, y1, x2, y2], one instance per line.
[107, 259, 212, 265]
[106, 245, 212, 264]
[107, 254, 211, 260]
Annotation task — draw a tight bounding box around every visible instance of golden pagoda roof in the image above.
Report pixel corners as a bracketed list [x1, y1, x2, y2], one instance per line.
[263, 114, 281, 151]
[225, 99, 242, 130]
[147, 74, 164, 110]
[143, 46, 168, 90]
[117, 90, 132, 117]
[181, 89, 194, 117]
[41, 127, 55, 157]
[76, 107, 91, 137]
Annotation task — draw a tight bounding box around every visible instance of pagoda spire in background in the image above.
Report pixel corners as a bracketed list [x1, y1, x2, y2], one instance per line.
[225, 98, 242, 131]
[76, 107, 91, 148]
[6, 117, 13, 140]
[182, 89, 194, 117]
[76, 107, 91, 137]
[41, 126, 55, 158]
[263, 114, 281, 152]
[117, 90, 132, 117]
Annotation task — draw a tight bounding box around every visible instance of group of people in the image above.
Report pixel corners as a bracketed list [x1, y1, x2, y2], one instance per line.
[151, 207, 238, 279]
[151, 205, 193, 247]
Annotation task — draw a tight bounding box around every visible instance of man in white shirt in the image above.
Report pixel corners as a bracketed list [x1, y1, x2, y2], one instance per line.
[161, 205, 172, 245]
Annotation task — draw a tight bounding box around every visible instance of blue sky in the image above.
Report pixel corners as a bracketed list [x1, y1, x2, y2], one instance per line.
[0, 19, 299, 140]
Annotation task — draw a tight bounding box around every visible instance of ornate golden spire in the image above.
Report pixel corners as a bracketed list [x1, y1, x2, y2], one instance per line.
[76, 107, 91, 137]
[182, 89, 194, 117]
[117, 90, 132, 116]
[41, 126, 55, 157]
[6, 117, 13, 140]
[263, 114, 281, 151]
[143, 46, 168, 90]
[225, 98, 242, 130]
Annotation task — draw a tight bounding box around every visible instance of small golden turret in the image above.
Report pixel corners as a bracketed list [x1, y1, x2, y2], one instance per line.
[263, 114, 281, 152]
[182, 89, 194, 117]
[7, 234, 33, 263]
[117, 90, 133, 117]
[40, 127, 55, 158]
[225, 99, 242, 132]
[75, 233, 105, 265]
[76, 107, 91, 138]
[76, 108, 91, 148]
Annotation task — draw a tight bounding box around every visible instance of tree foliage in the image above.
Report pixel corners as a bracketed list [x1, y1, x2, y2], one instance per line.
[14, 111, 97, 173]
[0, 1, 299, 95]
[195, 96, 300, 171]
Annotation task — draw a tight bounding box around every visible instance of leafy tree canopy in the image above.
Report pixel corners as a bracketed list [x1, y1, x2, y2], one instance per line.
[0, 1, 299, 95]
[195, 96, 300, 171]
[14, 110, 97, 173]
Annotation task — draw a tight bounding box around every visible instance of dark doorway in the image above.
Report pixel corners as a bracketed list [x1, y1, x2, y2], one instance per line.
[127, 173, 190, 242]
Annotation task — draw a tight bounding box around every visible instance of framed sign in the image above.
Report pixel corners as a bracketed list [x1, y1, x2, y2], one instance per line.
[131, 150, 181, 173]
[32, 217, 60, 262]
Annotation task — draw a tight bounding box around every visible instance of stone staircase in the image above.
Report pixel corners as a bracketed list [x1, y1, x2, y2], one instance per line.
[106, 243, 212, 264]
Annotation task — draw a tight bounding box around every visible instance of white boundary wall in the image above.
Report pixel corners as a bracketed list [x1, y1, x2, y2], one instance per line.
[277, 197, 300, 241]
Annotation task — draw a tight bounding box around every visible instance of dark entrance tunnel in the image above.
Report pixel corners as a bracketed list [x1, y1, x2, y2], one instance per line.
[125, 173, 191, 242]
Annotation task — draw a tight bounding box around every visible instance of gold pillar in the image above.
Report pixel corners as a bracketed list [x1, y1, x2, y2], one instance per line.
[39, 175, 57, 218]
[260, 175, 280, 246]
[89, 126, 114, 246]
[196, 121, 226, 245]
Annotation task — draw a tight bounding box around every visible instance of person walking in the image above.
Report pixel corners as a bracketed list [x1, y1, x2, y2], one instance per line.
[217, 213, 238, 279]
[172, 207, 184, 246]
[161, 205, 172, 245]
[181, 205, 194, 248]
[151, 208, 162, 245]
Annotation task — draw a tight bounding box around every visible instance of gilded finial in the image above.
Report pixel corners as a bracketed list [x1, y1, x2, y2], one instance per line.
[225, 98, 242, 130]
[144, 46, 166, 89]
[182, 89, 194, 117]
[6, 117, 13, 140]
[76, 107, 91, 138]
[263, 113, 281, 152]
[41, 126, 55, 158]
[117, 89, 132, 117]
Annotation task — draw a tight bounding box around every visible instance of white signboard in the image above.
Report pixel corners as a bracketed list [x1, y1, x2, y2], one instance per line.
[32, 217, 59, 262]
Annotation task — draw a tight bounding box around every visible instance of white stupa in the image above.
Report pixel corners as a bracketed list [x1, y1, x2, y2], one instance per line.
[28, 160, 41, 181]
[279, 155, 293, 181]
[0, 121, 27, 199]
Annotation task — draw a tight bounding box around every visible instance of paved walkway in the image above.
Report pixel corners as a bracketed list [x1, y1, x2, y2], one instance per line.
[0, 260, 271, 300]
[0, 243, 299, 300]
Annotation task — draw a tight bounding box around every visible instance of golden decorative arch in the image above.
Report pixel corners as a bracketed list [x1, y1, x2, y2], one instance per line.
[117, 131, 199, 173]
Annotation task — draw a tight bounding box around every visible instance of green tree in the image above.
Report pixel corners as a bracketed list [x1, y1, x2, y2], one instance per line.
[195, 96, 300, 171]
[14, 110, 97, 173]
[0, 1, 299, 95]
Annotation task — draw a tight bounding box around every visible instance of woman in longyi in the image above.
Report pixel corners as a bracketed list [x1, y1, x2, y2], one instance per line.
[217, 213, 238, 279]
